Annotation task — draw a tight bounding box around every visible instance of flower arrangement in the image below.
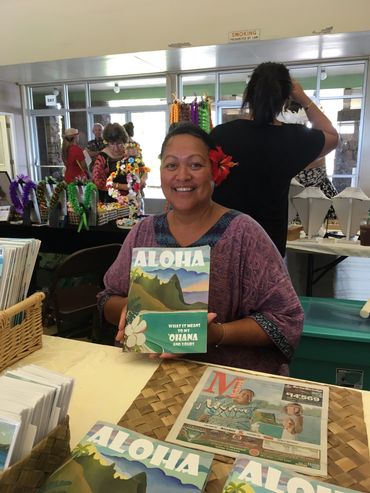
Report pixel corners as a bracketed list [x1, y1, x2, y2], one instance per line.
[9, 175, 37, 217]
[209, 146, 238, 186]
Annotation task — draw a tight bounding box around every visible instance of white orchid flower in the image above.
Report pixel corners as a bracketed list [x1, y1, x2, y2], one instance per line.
[125, 315, 147, 348]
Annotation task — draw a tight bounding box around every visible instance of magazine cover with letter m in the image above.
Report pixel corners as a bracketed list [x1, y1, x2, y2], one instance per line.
[123, 246, 210, 354]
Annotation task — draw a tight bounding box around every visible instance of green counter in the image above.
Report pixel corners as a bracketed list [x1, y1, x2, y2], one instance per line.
[290, 297, 370, 389]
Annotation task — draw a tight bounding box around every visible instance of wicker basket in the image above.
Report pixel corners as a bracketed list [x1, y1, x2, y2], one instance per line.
[0, 292, 45, 373]
[0, 415, 71, 493]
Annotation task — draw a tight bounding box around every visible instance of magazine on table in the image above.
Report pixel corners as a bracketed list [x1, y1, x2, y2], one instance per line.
[38, 421, 214, 493]
[221, 455, 360, 493]
[123, 246, 210, 354]
[167, 366, 329, 477]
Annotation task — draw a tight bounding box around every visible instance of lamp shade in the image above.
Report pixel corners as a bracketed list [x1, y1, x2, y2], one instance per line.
[292, 187, 331, 238]
[332, 187, 370, 239]
[288, 177, 305, 223]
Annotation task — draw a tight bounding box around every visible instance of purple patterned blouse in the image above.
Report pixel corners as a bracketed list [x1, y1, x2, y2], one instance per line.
[98, 211, 303, 375]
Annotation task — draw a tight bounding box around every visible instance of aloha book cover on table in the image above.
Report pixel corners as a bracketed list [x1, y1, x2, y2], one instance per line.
[167, 366, 329, 477]
[38, 421, 214, 493]
[123, 246, 210, 353]
[221, 455, 360, 493]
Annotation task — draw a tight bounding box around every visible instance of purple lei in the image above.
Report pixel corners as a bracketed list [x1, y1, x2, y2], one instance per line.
[10, 175, 37, 216]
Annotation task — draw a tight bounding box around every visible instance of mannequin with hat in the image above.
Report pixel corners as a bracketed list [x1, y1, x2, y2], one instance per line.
[62, 128, 89, 183]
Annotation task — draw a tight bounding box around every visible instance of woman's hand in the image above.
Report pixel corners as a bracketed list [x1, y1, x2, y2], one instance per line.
[115, 304, 127, 343]
[290, 80, 311, 107]
[149, 313, 218, 359]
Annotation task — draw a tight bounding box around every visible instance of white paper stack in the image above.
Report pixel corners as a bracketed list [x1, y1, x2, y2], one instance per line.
[292, 187, 331, 238]
[0, 238, 41, 309]
[0, 365, 74, 468]
[332, 187, 370, 240]
[288, 177, 305, 223]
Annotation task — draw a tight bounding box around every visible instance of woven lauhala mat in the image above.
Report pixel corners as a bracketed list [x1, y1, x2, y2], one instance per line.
[118, 360, 370, 493]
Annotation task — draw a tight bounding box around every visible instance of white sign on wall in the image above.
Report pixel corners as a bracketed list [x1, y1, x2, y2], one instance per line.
[45, 94, 57, 106]
[229, 29, 261, 42]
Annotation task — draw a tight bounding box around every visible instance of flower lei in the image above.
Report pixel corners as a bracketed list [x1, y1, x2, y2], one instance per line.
[209, 146, 238, 186]
[9, 175, 37, 216]
[106, 156, 150, 205]
[67, 181, 97, 232]
[36, 181, 48, 211]
[49, 181, 67, 210]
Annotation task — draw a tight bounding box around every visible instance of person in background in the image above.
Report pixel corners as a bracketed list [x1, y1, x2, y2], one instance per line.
[124, 121, 135, 142]
[92, 123, 129, 202]
[61, 128, 89, 183]
[86, 123, 105, 164]
[97, 123, 304, 375]
[278, 100, 338, 213]
[211, 61, 338, 257]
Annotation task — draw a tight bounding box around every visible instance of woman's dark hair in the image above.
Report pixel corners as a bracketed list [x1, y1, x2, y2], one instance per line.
[160, 122, 216, 158]
[242, 62, 292, 125]
[103, 123, 129, 143]
[124, 121, 134, 137]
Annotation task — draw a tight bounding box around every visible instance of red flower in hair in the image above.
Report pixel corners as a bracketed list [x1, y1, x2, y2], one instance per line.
[209, 146, 238, 186]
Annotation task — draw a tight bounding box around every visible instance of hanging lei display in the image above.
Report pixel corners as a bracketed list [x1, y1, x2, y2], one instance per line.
[9, 175, 37, 217]
[67, 181, 97, 232]
[49, 181, 67, 210]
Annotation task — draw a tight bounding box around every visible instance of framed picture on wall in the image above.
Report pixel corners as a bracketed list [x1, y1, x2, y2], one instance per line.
[0, 171, 12, 206]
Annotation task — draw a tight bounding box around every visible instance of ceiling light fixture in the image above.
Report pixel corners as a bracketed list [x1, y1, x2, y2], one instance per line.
[113, 82, 120, 94]
[320, 69, 328, 81]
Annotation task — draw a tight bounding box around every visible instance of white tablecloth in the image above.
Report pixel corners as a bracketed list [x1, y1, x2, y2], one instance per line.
[287, 237, 370, 256]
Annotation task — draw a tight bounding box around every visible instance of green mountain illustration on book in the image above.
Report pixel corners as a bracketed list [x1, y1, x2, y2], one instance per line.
[38, 445, 147, 493]
[128, 272, 207, 312]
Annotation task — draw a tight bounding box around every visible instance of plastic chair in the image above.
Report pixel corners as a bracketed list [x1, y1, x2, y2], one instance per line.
[47, 244, 121, 340]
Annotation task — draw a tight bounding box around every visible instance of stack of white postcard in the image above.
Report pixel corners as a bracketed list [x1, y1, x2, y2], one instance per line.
[0, 237, 41, 310]
[0, 364, 74, 471]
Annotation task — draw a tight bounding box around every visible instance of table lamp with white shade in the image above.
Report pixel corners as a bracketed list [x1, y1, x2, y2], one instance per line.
[288, 177, 305, 223]
[292, 187, 331, 239]
[332, 187, 370, 240]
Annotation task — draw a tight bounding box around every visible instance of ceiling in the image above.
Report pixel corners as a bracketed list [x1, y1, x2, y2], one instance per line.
[1, 30, 370, 86]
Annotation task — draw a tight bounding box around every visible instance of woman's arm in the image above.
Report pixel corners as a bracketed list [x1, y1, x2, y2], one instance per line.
[208, 318, 271, 346]
[103, 295, 128, 326]
[291, 80, 338, 157]
[92, 154, 108, 190]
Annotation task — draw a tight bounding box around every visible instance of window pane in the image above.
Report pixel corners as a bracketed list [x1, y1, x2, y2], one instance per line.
[221, 107, 242, 123]
[332, 176, 355, 193]
[35, 116, 64, 177]
[220, 72, 250, 101]
[319, 63, 365, 98]
[68, 84, 86, 109]
[320, 98, 361, 177]
[32, 86, 64, 110]
[70, 112, 88, 147]
[288, 66, 317, 93]
[90, 78, 166, 107]
[93, 114, 112, 127]
[130, 111, 166, 193]
[181, 74, 216, 101]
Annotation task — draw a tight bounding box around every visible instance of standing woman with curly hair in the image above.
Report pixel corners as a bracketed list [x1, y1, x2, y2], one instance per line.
[211, 62, 338, 257]
[92, 122, 129, 202]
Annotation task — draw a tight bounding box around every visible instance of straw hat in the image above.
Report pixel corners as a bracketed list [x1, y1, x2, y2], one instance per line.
[64, 128, 79, 137]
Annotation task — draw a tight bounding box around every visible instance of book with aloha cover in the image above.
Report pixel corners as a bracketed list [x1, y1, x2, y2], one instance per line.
[167, 366, 329, 477]
[37, 421, 214, 493]
[123, 246, 210, 353]
[221, 455, 360, 493]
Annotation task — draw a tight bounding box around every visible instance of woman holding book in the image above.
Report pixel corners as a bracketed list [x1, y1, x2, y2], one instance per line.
[98, 123, 303, 376]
